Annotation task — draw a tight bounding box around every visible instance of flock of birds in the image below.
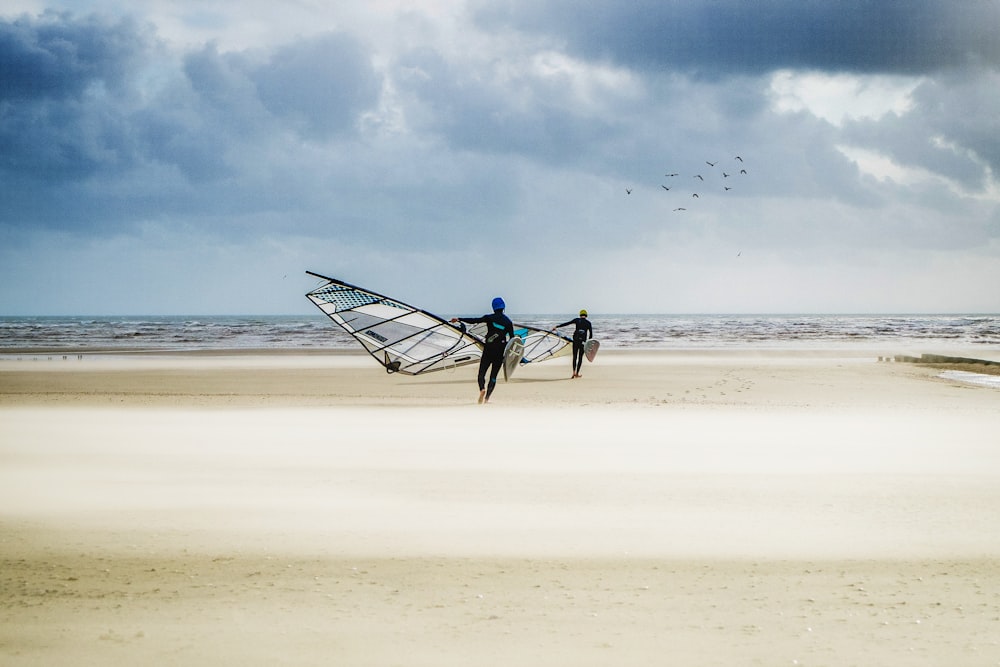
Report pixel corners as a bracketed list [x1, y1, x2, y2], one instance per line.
[626, 155, 748, 211]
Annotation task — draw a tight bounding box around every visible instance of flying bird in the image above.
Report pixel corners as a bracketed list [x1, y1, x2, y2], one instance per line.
[706, 161, 717, 167]
[626, 187, 632, 194]
[724, 186, 732, 191]
[694, 175, 704, 181]
[740, 169, 747, 175]
[735, 156, 743, 162]
[666, 173, 679, 177]
[661, 185, 670, 191]
[673, 207, 686, 211]
[692, 193, 699, 198]
[723, 172, 730, 178]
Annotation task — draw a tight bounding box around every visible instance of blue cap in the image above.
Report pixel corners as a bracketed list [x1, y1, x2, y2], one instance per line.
[491, 297, 505, 311]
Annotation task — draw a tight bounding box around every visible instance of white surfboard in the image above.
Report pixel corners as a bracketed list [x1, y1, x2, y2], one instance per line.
[503, 336, 525, 381]
[584, 339, 600, 363]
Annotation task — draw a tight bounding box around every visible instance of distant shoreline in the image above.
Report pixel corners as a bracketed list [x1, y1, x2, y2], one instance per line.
[0, 346, 362, 356]
[3, 346, 1000, 365]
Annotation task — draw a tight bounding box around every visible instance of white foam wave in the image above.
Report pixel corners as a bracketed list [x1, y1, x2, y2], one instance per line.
[939, 370, 1000, 389]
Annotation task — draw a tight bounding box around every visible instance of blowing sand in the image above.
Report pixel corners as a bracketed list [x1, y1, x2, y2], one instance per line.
[2, 349, 999, 666]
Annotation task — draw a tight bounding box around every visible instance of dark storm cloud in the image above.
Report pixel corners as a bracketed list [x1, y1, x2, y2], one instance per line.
[393, 46, 617, 164]
[0, 12, 383, 230]
[840, 69, 1000, 186]
[911, 69, 1000, 175]
[473, 0, 1000, 76]
[0, 10, 148, 101]
[183, 44, 261, 116]
[0, 11, 152, 184]
[251, 32, 381, 139]
[127, 44, 265, 182]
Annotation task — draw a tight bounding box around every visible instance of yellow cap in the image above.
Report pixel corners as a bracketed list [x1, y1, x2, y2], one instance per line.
[579, 309, 588, 316]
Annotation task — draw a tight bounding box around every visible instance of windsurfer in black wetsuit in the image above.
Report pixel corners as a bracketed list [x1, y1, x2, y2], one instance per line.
[451, 297, 515, 403]
[553, 309, 593, 378]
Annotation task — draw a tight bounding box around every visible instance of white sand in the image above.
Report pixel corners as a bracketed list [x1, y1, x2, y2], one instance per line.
[2, 350, 999, 665]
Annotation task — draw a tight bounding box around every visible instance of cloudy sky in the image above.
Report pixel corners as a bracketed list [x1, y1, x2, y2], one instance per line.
[1, 1, 998, 315]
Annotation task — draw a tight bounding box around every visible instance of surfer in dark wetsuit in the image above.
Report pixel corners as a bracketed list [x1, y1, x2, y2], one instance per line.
[451, 297, 515, 404]
[553, 309, 593, 378]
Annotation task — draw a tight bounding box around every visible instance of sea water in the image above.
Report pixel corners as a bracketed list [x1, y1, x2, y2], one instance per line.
[1, 314, 998, 353]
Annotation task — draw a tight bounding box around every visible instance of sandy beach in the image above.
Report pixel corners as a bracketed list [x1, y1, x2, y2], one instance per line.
[2, 349, 999, 666]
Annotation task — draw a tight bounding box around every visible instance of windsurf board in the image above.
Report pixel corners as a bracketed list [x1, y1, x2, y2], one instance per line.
[503, 336, 525, 381]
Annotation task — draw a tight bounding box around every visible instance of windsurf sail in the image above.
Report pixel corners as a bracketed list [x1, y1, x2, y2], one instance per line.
[519, 326, 573, 363]
[305, 272, 483, 375]
[464, 323, 572, 364]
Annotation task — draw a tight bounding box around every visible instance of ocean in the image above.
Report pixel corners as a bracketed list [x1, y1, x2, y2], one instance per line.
[1, 314, 999, 353]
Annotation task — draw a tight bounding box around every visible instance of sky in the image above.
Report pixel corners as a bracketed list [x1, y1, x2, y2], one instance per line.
[1, 0, 998, 316]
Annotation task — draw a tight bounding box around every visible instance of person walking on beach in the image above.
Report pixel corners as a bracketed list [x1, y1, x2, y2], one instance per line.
[451, 297, 516, 404]
[553, 309, 593, 378]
